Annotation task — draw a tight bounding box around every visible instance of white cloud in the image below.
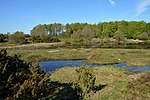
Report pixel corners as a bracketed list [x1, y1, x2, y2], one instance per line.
[136, 0, 150, 16]
[108, 0, 115, 6]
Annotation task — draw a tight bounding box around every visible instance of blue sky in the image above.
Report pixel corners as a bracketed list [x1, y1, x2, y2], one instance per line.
[0, 0, 150, 34]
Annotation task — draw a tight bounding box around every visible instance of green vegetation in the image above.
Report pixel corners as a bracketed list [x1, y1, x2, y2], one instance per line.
[0, 49, 53, 99]
[122, 72, 150, 100]
[1, 49, 150, 99]
[8, 31, 26, 44]
[5, 48, 150, 66]
[50, 67, 150, 100]
[113, 30, 126, 45]
[126, 58, 150, 66]
[73, 66, 96, 98]
[50, 67, 128, 85]
[0, 34, 7, 42]
[1, 21, 150, 49]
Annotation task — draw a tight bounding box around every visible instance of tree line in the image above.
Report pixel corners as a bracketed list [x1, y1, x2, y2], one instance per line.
[0, 21, 150, 47]
[30, 21, 150, 40]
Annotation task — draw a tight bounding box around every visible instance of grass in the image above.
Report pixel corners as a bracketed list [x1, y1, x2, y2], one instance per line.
[50, 66, 128, 99]
[50, 66, 128, 85]
[0, 42, 16, 47]
[0, 42, 64, 49]
[5, 47, 150, 66]
[126, 58, 150, 66]
[121, 72, 150, 100]
[50, 67, 150, 100]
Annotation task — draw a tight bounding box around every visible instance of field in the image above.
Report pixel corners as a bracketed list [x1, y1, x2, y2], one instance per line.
[50, 67, 150, 100]
[2, 43, 150, 66]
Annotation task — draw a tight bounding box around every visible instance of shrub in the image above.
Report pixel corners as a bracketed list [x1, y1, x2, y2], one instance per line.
[30, 36, 61, 43]
[0, 49, 53, 99]
[50, 37, 61, 42]
[73, 66, 96, 98]
[8, 31, 26, 44]
[0, 34, 6, 42]
[30, 36, 42, 43]
[114, 30, 126, 45]
[139, 32, 149, 40]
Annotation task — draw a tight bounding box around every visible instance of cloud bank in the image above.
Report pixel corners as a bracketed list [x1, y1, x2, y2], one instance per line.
[108, 0, 115, 6]
[136, 0, 150, 16]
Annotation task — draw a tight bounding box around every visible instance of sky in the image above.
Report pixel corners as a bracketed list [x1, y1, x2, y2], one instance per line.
[0, 0, 150, 34]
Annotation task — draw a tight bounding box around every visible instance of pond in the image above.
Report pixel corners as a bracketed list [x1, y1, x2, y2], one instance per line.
[39, 60, 150, 73]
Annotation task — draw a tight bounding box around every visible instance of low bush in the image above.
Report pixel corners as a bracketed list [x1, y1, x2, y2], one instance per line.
[0, 49, 54, 99]
[73, 66, 96, 98]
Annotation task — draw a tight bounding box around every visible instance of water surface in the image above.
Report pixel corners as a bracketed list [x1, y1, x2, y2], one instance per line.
[39, 60, 150, 73]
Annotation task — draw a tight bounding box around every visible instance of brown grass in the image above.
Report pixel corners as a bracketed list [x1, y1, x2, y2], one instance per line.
[50, 67, 150, 100]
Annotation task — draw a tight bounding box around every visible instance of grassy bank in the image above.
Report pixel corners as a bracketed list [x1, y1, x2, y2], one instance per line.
[50, 67, 128, 85]
[0, 42, 64, 49]
[6, 48, 150, 66]
[50, 67, 150, 100]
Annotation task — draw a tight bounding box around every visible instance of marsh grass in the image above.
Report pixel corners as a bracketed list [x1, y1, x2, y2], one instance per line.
[6, 48, 150, 66]
[50, 66, 128, 85]
[126, 58, 150, 66]
[50, 67, 150, 100]
[0, 42, 64, 49]
[122, 72, 150, 100]
[50, 66, 129, 99]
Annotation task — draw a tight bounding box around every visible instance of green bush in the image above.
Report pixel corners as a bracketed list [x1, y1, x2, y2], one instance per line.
[50, 37, 61, 42]
[8, 31, 26, 44]
[139, 32, 149, 40]
[30, 36, 42, 43]
[114, 30, 126, 45]
[0, 34, 6, 42]
[30, 36, 61, 43]
[73, 66, 96, 98]
[0, 49, 53, 99]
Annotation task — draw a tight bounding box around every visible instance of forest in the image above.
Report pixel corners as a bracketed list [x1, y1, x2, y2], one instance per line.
[0, 20, 150, 48]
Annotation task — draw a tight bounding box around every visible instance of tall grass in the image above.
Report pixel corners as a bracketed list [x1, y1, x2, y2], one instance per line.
[50, 67, 150, 100]
[6, 48, 150, 66]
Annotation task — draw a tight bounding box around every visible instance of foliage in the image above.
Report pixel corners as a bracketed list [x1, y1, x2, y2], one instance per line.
[31, 23, 65, 37]
[8, 31, 26, 44]
[114, 30, 126, 45]
[50, 37, 61, 42]
[0, 34, 6, 42]
[73, 66, 96, 98]
[71, 30, 85, 46]
[30, 23, 63, 43]
[139, 32, 150, 40]
[30, 36, 61, 43]
[30, 36, 42, 43]
[71, 25, 95, 47]
[28, 21, 150, 47]
[0, 49, 30, 99]
[30, 21, 150, 42]
[0, 49, 53, 99]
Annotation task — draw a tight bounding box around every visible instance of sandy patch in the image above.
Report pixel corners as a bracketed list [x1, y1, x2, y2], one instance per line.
[47, 50, 60, 53]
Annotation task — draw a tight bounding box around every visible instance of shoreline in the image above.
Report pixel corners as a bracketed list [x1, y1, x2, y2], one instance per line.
[31, 58, 150, 67]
